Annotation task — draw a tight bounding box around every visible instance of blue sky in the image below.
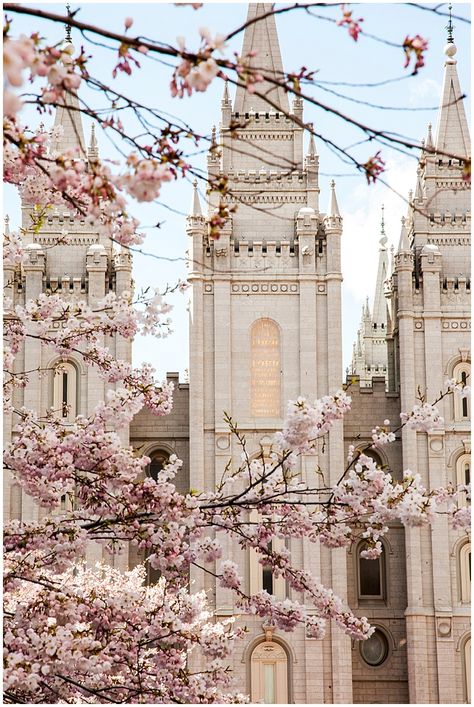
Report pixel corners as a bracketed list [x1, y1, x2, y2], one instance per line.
[5, 1, 471, 383]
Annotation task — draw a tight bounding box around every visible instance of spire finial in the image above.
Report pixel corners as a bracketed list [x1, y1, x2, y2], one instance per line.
[4, 214, 10, 235]
[65, 4, 72, 42]
[379, 204, 388, 248]
[446, 3, 454, 44]
[222, 79, 230, 105]
[211, 125, 217, 148]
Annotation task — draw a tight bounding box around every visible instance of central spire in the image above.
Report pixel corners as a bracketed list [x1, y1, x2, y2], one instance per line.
[234, 3, 289, 114]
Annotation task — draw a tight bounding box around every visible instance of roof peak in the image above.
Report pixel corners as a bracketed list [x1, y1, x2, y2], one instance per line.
[233, 4, 289, 114]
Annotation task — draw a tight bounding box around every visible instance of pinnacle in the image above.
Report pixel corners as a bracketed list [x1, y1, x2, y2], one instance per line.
[233, 3, 289, 114]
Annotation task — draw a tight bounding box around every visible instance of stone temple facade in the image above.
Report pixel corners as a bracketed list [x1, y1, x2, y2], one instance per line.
[4, 3, 471, 704]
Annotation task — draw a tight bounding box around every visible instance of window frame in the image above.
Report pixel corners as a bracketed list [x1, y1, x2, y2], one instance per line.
[356, 540, 387, 604]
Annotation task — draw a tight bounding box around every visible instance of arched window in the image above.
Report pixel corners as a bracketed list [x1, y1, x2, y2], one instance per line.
[459, 542, 471, 604]
[456, 453, 471, 507]
[53, 361, 78, 421]
[250, 641, 289, 704]
[453, 362, 470, 421]
[148, 450, 169, 481]
[251, 319, 281, 418]
[145, 450, 170, 586]
[357, 542, 386, 602]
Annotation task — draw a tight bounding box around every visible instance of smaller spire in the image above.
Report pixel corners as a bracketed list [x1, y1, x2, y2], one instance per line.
[397, 216, 410, 252]
[88, 123, 99, 161]
[446, 3, 454, 44]
[426, 122, 433, 148]
[308, 132, 317, 158]
[222, 79, 230, 105]
[415, 167, 424, 201]
[190, 179, 202, 217]
[327, 179, 340, 217]
[4, 214, 10, 235]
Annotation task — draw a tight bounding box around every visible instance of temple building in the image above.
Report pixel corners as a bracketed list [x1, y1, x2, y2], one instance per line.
[4, 3, 470, 703]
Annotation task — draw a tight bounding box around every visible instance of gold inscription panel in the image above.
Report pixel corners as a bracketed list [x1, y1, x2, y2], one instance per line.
[251, 319, 280, 417]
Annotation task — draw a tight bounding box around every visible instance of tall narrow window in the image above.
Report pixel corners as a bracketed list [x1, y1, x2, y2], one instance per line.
[357, 542, 386, 602]
[262, 542, 274, 594]
[53, 362, 78, 421]
[249, 513, 286, 599]
[460, 542, 471, 604]
[250, 641, 289, 704]
[251, 319, 281, 418]
[456, 454, 471, 507]
[453, 363, 470, 422]
[461, 371, 469, 419]
[145, 451, 170, 585]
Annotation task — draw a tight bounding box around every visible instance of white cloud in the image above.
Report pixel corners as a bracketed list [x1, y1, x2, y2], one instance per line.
[408, 77, 441, 107]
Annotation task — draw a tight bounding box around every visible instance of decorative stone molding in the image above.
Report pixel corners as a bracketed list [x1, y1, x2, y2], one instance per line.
[231, 282, 299, 294]
[216, 435, 230, 451]
[436, 617, 452, 638]
[441, 320, 471, 330]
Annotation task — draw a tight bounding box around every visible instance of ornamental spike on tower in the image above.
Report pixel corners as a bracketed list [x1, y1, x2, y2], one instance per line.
[222, 79, 230, 106]
[397, 216, 410, 253]
[190, 179, 203, 217]
[50, 17, 86, 158]
[233, 3, 289, 114]
[434, 16, 470, 157]
[327, 179, 340, 218]
[372, 206, 389, 328]
[426, 122, 434, 148]
[87, 123, 99, 162]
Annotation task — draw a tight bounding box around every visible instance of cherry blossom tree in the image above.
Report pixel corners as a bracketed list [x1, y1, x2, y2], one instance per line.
[3, 4, 471, 704]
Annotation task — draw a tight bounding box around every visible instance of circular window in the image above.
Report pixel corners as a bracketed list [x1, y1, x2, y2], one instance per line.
[360, 629, 389, 666]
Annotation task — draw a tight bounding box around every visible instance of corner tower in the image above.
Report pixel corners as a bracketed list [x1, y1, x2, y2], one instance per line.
[188, 4, 350, 702]
[388, 30, 471, 704]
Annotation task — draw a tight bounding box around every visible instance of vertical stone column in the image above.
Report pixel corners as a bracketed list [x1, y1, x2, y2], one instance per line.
[86, 244, 108, 416]
[85, 244, 108, 566]
[187, 210, 206, 596]
[421, 245, 455, 704]
[114, 249, 133, 448]
[20, 244, 46, 523]
[325, 211, 352, 703]
[396, 247, 432, 703]
[213, 231, 232, 610]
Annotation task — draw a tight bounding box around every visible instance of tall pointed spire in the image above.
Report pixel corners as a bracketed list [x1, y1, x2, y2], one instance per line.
[50, 17, 86, 158]
[434, 24, 470, 156]
[234, 4, 289, 114]
[372, 206, 389, 327]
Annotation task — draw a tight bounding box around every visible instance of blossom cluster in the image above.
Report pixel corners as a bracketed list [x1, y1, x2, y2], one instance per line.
[275, 390, 352, 454]
[170, 28, 225, 97]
